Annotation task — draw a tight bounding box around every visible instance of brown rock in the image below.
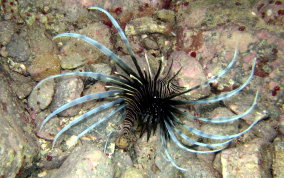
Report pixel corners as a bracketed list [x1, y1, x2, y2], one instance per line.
[168, 51, 210, 99]
[272, 137, 284, 178]
[28, 53, 61, 81]
[50, 145, 114, 178]
[50, 75, 84, 117]
[221, 138, 273, 178]
[0, 65, 39, 177]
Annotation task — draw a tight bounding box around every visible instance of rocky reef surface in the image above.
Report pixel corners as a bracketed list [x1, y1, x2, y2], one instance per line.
[0, 0, 283, 177]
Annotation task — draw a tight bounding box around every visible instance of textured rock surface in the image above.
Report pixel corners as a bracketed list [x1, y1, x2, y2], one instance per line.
[28, 53, 61, 81]
[279, 114, 284, 135]
[221, 138, 273, 178]
[50, 145, 114, 178]
[35, 110, 61, 141]
[253, 0, 284, 26]
[27, 25, 55, 55]
[183, 158, 221, 178]
[155, 9, 175, 24]
[8, 67, 36, 99]
[58, 23, 113, 69]
[201, 107, 239, 147]
[28, 79, 55, 113]
[134, 133, 160, 176]
[6, 33, 31, 62]
[121, 167, 145, 178]
[0, 21, 15, 45]
[112, 150, 134, 177]
[1, 0, 284, 177]
[50, 74, 84, 117]
[125, 17, 170, 35]
[87, 63, 112, 76]
[0, 65, 39, 177]
[81, 82, 106, 111]
[168, 50, 210, 98]
[272, 137, 284, 178]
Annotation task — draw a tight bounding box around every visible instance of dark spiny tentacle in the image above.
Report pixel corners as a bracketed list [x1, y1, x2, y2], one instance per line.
[114, 71, 132, 82]
[154, 60, 163, 81]
[144, 53, 153, 79]
[163, 58, 174, 80]
[121, 74, 183, 139]
[167, 67, 182, 85]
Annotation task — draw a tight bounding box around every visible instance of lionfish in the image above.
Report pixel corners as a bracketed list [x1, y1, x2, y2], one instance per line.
[35, 7, 260, 171]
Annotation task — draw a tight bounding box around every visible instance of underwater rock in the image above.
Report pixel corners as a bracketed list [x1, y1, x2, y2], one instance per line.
[221, 138, 273, 178]
[87, 63, 112, 76]
[0, 65, 39, 177]
[50, 145, 114, 178]
[27, 25, 55, 55]
[121, 167, 145, 178]
[155, 9, 175, 24]
[6, 33, 31, 62]
[272, 137, 284, 178]
[35, 110, 61, 141]
[279, 114, 284, 135]
[213, 152, 222, 174]
[134, 133, 160, 176]
[0, 21, 15, 45]
[125, 17, 170, 35]
[112, 150, 133, 177]
[252, 121, 278, 142]
[196, 147, 216, 164]
[60, 52, 86, 69]
[5, 64, 36, 99]
[201, 107, 239, 148]
[57, 0, 89, 23]
[28, 53, 61, 81]
[176, 28, 204, 53]
[98, 0, 141, 10]
[81, 82, 106, 111]
[168, 51, 210, 99]
[58, 23, 113, 69]
[28, 79, 55, 113]
[50, 75, 84, 117]
[142, 36, 159, 50]
[176, 6, 206, 28]
[182, 158, 221, 178]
